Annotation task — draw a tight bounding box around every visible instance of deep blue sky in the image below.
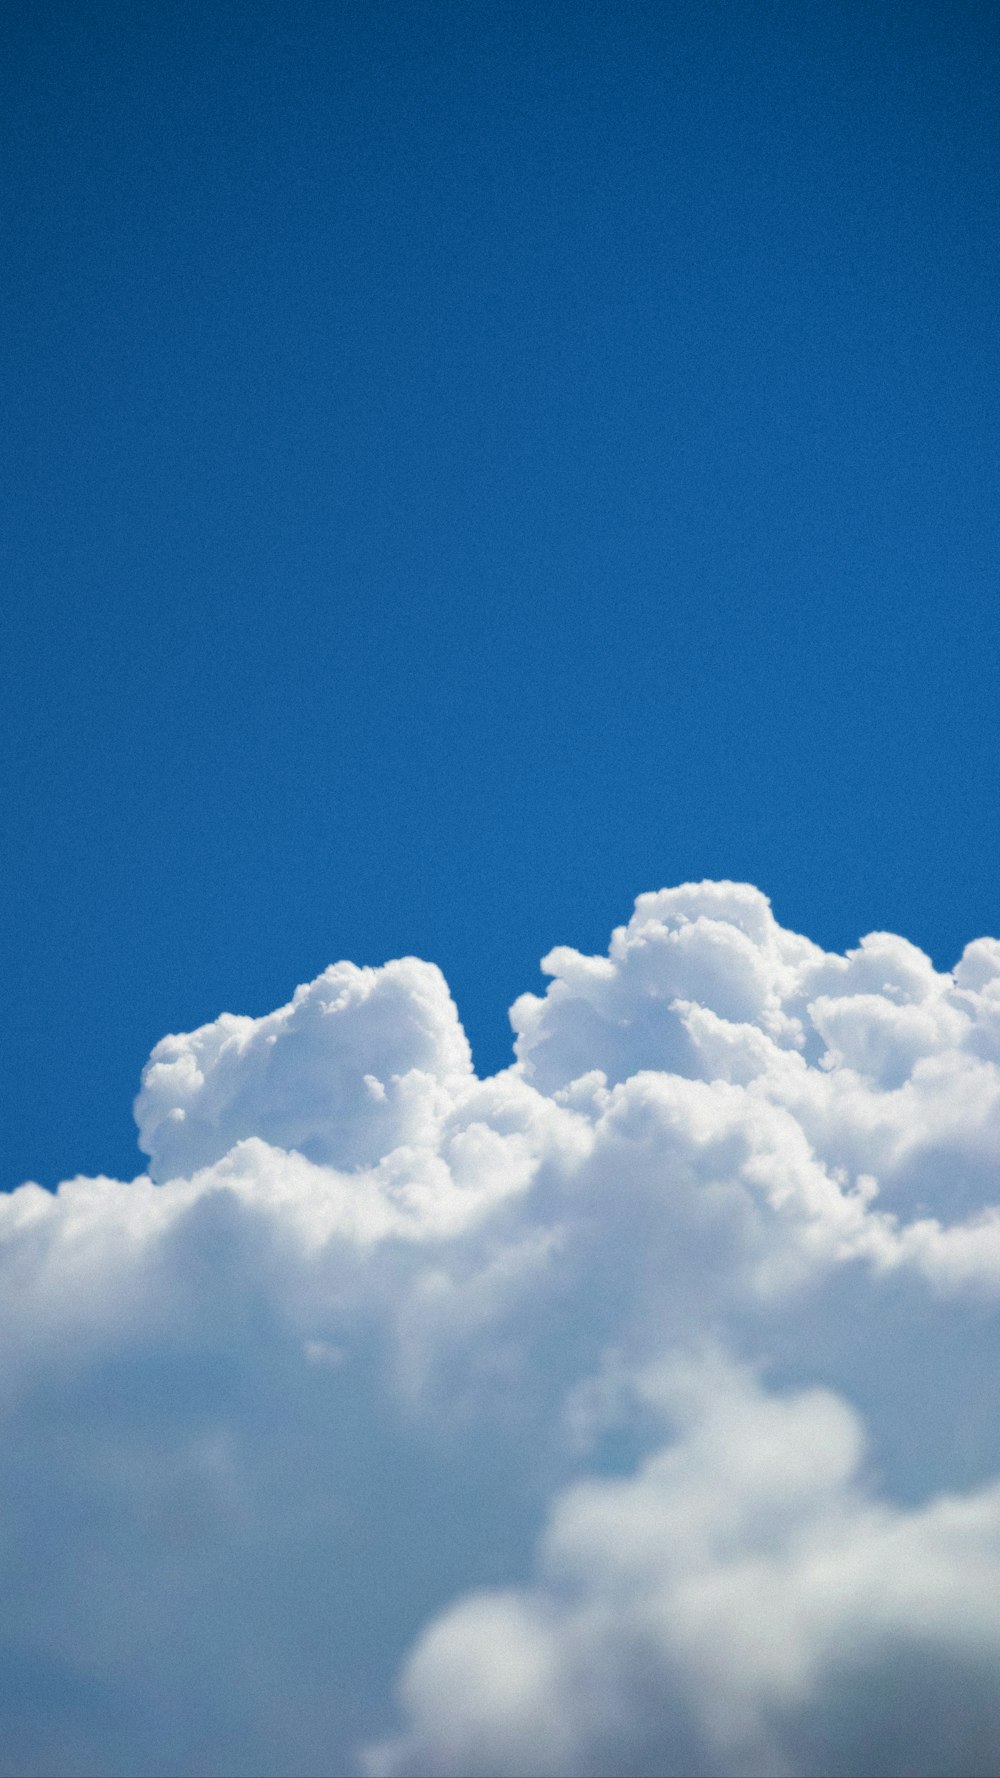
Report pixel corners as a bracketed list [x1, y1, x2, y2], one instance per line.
[3, 0, 998, 1191]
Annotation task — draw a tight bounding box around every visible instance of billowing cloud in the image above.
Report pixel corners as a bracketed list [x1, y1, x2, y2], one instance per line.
[370, 1358, 1000, 1778]
[3, 882, 1000, 1775]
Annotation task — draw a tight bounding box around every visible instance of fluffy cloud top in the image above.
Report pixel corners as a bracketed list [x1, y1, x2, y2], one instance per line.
[136, 957, 473, 1181]
[3, 882, 1000, 1775]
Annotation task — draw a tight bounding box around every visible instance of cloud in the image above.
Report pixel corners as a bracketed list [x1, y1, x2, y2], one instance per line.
[3, 881, 1000, 1774]
[135, 956, 474, 1181]
[369, 1357, 1000, 1778]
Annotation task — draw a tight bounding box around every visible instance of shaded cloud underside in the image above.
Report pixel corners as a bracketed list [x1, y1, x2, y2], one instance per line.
[5, 882, 1000, 1775]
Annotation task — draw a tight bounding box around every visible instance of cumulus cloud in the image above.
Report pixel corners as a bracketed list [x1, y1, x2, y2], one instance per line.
[370, 1358, 1000, 1778]
[135, 956, 474, 1181]
[3, 882, 1000, 1775]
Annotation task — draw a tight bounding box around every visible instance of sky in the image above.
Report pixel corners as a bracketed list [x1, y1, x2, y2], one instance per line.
[3, 0, 999, 1194]
[4, 6, 1000, 1775]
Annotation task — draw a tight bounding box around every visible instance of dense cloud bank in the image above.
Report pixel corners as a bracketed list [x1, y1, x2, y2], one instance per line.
[5, 883, 1000, 1775]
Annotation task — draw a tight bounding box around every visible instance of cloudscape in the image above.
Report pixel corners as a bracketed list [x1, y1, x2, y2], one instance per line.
[5, 12, 1000, 1771]
[4, 881, 1000, 1776]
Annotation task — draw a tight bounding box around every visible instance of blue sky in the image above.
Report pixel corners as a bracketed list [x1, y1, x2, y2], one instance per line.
[3, 0, 999, 1199]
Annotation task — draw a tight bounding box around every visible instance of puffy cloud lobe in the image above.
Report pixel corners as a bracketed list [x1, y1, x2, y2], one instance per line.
[3, 881, 1000, 1776]
[135, 957, 473, 1181]
[370, 1362, 1000, 1778]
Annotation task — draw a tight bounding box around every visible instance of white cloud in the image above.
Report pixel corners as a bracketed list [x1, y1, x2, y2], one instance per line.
[369, 1358, 1000, 1778]
[3, 881, 1000, 1774]
[135, 956, 474, 1182]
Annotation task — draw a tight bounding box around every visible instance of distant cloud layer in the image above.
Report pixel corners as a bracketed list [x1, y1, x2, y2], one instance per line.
[4, 883, 1000, 1775]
